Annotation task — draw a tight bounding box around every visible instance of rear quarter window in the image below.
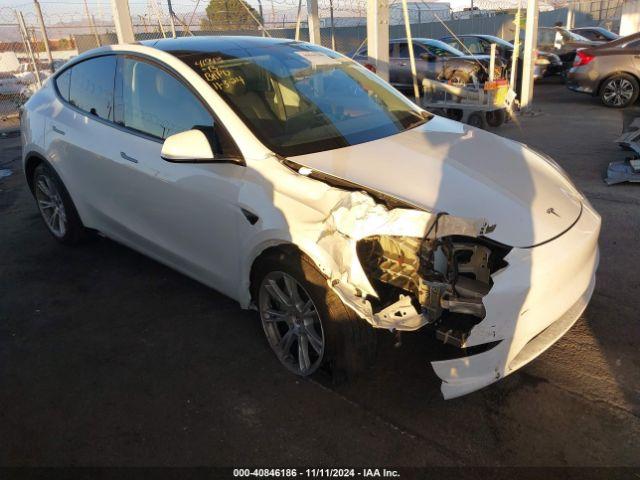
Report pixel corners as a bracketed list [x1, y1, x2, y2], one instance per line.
[55, 69, 71, 101]
[68, 55, 116, 120]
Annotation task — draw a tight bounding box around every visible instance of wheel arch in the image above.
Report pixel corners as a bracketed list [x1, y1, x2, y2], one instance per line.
[245, 240, 336, 310]
[23, 151, 49, 195]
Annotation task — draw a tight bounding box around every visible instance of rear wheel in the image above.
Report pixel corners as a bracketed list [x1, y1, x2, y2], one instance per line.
[32, 163, 89, 245]
[254, 249, 376, 379]
[486, 108, 506, 128]
[600, 74, 639, 108]
[467, 111, 486, 129]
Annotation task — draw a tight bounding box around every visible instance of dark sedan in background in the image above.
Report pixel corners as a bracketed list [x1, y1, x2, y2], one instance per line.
[536, 27, 603, 73]
[352, 38, 504, 90]
[567, 32, 640, 107]
[439, 33, 563, 80]
[570, 26, 620, 42]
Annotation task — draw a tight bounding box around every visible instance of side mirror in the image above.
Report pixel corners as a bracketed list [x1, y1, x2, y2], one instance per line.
[161, 129, 216, 163]
[420, 52, 436, 61]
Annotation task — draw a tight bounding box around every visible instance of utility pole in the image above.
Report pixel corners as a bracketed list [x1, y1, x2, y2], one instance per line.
[366, 0, 389, 81]
[520, 0, 539, 109]
[167, 0, 177, 37]
[306, 0, 321, 45]
[33, 0, 53, 72]
[110, 0, 135, 43]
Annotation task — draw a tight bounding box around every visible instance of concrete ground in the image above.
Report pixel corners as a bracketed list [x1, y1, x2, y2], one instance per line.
[1, 82, 639, 467]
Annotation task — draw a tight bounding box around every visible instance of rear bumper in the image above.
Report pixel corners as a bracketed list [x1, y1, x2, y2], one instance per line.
[567, 67, 598, 95]
[431, 202, 601, 399]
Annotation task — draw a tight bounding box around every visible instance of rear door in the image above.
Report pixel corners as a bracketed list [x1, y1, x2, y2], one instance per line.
[46, 55, 120, 227]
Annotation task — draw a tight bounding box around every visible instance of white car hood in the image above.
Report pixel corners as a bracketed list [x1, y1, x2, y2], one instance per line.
[289, 115, 582, 248]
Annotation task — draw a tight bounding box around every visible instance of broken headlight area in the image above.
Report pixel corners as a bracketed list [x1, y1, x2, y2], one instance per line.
[356, 233, 510, 348]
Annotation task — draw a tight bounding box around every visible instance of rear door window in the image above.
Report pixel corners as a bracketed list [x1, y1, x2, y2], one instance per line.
[68, 55, 116, 120]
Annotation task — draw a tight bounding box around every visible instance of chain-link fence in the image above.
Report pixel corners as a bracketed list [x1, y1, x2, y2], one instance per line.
[0, 0, 623, 128]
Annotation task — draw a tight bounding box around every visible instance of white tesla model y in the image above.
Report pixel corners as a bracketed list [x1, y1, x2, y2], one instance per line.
[21, 37, 600, 398]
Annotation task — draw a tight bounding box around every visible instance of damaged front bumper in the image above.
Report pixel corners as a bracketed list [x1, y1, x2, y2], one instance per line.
[432, 202, 600, 399]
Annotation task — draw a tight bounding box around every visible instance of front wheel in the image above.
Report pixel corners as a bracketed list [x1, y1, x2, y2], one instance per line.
[600, 74, 639, 108]
[254, 250, 376, 379]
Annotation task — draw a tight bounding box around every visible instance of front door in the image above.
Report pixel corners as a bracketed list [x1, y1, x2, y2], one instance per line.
[102, 55, 246, 296]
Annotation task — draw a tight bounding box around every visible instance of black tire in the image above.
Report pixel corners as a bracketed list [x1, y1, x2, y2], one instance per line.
[486, 108, 506, 128]
[600, 74, 639, 108]
[252, 249, 377, 380]
[444, 108, 464, 122]
[467, 111, 486, 129]
[32, 162, 89, 245]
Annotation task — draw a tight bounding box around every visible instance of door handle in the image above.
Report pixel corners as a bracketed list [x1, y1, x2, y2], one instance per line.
[120, 151, 138, 164]
[400, 62, 408, 66]
[52, 125, 65, 135]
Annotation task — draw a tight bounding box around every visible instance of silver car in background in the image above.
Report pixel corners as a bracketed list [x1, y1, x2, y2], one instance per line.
[567, 32, 640, 107]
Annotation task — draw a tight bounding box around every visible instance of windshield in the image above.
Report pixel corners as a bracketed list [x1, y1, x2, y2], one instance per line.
[564, 29, 591, 42]
[481, 35, 514, 49]
[179, 43, 428, 157]
[421, 39, 465, 56]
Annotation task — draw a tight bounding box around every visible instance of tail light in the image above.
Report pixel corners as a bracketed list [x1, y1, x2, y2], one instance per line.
[574, 50, 595, 67]
[364, 63, 377, 73]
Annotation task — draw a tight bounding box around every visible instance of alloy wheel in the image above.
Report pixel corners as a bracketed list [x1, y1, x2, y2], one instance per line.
[35, 172, 67, 238]
[259, 271, 325, 376]
[603, 78, 634, 107]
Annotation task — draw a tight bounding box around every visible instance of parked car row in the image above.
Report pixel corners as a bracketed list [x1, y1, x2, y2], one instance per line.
[350, 26, 637, 109]
[350, 28, 592, 95]
[352, 38, 506, 91]
[439, 33, 563, 82]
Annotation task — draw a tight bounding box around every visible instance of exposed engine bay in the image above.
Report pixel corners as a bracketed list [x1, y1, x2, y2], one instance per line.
[281, 159, 511, 349]
[356, 233, 509, 347]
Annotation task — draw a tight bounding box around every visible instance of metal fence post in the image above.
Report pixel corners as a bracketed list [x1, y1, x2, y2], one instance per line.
[81, 0, 101, 46]
[151, 0, 167, 38]
[17, 10, 42, 88]
[329, 0, 336, 50]
[167, 0, 177, 37]
[295, 0, 302, 40]
[33, 0, 54, 71]
[401, 0, 420, 102]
